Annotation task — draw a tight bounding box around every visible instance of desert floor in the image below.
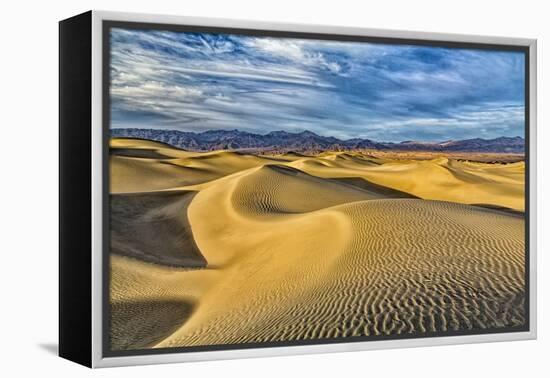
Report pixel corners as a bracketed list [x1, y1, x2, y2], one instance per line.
[109, 138, 526, 351]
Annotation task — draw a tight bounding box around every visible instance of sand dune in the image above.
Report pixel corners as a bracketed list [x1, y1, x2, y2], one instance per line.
[110, 138, 282, 193]
[109, 138, 526, 350]
[289, 155, 525, 211]
[110, 190, 206, 267]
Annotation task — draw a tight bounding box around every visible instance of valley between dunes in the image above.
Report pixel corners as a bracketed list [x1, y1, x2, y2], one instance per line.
[109, 138, 526, 351]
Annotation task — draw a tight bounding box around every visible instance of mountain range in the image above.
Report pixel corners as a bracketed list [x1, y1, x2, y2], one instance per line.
[110, 128, 525, 154]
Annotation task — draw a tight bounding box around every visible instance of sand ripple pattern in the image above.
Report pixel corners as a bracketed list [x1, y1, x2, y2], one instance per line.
[109, 139, 526, 350]
[159, 164, 525, 347]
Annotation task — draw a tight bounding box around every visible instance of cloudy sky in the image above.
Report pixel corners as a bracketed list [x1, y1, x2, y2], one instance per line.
[109, 28, 525, 142]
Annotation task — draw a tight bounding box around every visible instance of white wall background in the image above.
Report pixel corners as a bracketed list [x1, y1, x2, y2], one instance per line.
[0, 0, 546, 376]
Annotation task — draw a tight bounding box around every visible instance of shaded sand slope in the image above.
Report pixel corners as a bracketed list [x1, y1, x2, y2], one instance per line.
[111, 297, 194, 351]
[110, 188, 219, 349]
[155, 162, 525, 347]
[110, 190, 206, 267]
[110, 253, 221, 350]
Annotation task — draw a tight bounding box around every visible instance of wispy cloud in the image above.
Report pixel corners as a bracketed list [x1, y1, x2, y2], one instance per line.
[110, 28, 525, 142]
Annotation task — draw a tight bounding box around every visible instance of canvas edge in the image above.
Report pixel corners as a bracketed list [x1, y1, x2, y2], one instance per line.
[91, 10, 103, 369]
[90, 10, 537, 368]
[528, 39, 537, 341]
[58, 10, 93, 368]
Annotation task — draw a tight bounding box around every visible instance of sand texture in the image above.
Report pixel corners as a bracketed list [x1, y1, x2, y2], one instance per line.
[109, 138, 526, 350]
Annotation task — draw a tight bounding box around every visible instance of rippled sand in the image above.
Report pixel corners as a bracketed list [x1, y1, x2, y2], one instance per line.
[109, 138, 526, 350]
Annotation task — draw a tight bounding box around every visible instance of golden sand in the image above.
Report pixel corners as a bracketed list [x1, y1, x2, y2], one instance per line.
[109, 138, 525, 350]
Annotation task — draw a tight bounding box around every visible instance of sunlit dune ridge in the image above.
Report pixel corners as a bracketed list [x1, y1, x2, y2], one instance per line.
[110, 138, 524, 211]
[109, 138, 525, 350]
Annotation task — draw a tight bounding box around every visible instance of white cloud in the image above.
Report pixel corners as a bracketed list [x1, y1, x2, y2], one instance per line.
[245, 37, 348, 76]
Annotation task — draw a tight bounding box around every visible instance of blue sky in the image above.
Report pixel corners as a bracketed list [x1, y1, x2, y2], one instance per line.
[110, 28, 525, 142]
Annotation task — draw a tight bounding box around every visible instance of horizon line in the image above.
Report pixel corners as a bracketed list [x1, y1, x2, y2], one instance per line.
[110, 126, 525, 145]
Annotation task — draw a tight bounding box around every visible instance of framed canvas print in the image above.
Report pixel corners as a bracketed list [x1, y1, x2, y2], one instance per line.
[59, 10, 537, 368]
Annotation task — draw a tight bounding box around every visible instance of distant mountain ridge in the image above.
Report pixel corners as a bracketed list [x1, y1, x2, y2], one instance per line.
[110, 128, 525, 154]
